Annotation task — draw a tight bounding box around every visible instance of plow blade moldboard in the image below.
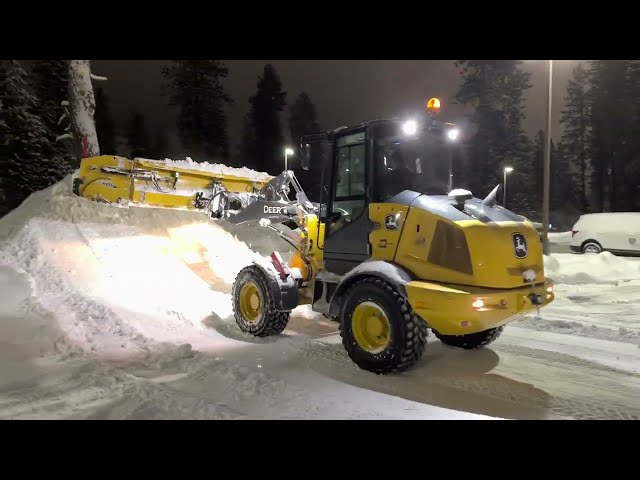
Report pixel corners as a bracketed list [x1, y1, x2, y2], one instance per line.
[73, 156, 273, 212]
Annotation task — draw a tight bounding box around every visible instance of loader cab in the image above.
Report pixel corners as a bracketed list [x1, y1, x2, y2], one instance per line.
[301, 116, 455, 275]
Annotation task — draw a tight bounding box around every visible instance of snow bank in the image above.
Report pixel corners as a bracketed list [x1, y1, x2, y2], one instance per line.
[544, 252, 640, 285]
[548, 231, 572, 245]
[158, 157, 272, 182]
[0, 167, 288, 358]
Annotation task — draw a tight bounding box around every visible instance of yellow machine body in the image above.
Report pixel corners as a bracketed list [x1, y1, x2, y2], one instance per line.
[361, 201, 554, 335]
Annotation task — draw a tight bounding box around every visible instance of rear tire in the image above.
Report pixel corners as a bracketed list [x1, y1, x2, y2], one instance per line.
[582, 241, 602, 254]
[232, 265, 290, 337]
[434, 326, 503, 350]
[340, 277, 427, 375]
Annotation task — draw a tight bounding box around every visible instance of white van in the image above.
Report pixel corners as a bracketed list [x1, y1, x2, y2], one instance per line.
[570, 212, 640, 255]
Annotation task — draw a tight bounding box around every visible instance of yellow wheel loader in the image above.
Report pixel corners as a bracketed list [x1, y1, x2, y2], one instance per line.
[74, 99, 554, 375]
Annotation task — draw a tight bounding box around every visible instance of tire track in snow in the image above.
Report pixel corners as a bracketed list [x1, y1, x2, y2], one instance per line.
[294, 337, 640, 420]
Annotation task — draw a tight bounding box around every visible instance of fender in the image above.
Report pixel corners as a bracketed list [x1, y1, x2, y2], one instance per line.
[328, 260, 415, 317]
[251, 258, 299, 312]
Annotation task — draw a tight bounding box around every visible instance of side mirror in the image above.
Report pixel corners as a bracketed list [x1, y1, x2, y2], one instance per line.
[300, 143, 311, 171]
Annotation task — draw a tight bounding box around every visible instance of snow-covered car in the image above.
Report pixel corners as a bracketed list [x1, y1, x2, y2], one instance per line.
[570, 212, 640, 255]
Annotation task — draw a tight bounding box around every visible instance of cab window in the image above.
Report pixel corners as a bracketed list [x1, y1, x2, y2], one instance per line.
[331, 132, 366, 230]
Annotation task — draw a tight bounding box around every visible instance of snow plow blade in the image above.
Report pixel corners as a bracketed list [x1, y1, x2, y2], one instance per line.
[72, 155, 273, 214]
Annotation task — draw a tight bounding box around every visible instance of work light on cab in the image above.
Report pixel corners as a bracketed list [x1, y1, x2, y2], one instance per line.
[402, 119, 418, 136]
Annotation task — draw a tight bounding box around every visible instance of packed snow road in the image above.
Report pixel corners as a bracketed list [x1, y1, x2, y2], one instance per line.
[0, 176, 639, 420]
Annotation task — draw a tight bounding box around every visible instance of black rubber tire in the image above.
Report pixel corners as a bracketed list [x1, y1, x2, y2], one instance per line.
[433, 326, 503, 350]
[232, 265, 290, 337]
[339, 277, 427, 375]
[582, 240, 602, 254]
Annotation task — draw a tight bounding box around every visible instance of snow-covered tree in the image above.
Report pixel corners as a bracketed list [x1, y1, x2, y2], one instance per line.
[455, 60, 533, 214]
[0, 60, 57, 211]
[31, 60, 76, 172]
[560, 63, 592, 212]
[68, 60, 103, 159]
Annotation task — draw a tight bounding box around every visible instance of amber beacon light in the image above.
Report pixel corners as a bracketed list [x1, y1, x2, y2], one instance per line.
[426, 97, 441, 113]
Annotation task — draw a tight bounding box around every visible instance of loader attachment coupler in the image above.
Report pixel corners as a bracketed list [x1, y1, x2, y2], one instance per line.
[223, 170, 316, 226]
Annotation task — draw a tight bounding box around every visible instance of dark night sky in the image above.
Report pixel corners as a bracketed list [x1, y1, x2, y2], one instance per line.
[92, 60, 581, 156]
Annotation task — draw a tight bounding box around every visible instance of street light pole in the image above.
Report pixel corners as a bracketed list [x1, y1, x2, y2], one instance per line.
[448, 148, 453, 192]
[503, 167, 513, 206]
[284, 147, 294, 171]
[446, 128, 460, 192]
[542, 60, 553, 256]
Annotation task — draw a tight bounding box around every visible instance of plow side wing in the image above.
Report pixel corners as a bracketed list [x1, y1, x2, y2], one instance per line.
[73, 156, 273, 211]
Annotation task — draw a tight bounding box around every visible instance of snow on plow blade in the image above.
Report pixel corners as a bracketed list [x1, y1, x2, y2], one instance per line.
[72, 156, 273, 213]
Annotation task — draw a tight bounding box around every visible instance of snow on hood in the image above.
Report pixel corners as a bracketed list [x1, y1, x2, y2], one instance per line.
[544, 252, 640, 285]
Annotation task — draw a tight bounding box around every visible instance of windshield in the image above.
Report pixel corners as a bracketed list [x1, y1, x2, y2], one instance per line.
[373, 122, 450, 201]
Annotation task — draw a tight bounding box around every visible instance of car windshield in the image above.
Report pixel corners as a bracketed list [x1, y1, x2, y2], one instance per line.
[373, 122, 450, 201]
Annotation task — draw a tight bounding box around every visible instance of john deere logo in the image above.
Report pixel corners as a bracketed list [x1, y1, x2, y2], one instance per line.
[512, 232, 528, 259]
[385, 213, 400, 231]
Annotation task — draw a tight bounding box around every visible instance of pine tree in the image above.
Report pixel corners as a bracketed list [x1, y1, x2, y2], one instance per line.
[113, 132, 129, 157]
[551, 141, 574, 214]
[162, 60, 233, 161]
[94, 85, 117, 155]
[531, 130, 545, 201]
[150, 129, 170, 160]
[31, 60, 76, 173]
[0, 60, 56, 212]
[288, 92, 321, 192]
[589, 60, 636, 212]
[126, 111, 152, 159]
[288, 92, 320, 145]
[625, 60, 640, 210]
[559, 63, 592, 212]
[239, 113, 256, 169]
[455, 60, 534, 213]
[246, 64, 287, 175]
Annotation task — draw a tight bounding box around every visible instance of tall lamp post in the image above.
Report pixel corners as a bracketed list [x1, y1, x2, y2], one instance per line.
[542, 60, 553, 256]
[284, 147, 294, 171]
[503, 166, 514, 206]
[446, 127, 460, 192]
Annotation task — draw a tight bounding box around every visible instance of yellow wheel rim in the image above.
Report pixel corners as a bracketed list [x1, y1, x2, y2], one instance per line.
[352, 301, 391, 353]
[239, 282, 262, 323]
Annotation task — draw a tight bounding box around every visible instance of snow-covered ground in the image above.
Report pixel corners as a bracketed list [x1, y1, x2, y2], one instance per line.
[1, 176, 639, 420]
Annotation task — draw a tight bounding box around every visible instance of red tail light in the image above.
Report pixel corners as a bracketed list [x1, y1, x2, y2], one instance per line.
[572, 230, 578, 237]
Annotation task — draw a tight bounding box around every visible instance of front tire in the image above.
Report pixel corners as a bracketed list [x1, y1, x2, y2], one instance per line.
[232, 265, 290, 337]
[434, 326, 503, 350]
[340, 277, 427, 375]
[582, 241, 602, 254]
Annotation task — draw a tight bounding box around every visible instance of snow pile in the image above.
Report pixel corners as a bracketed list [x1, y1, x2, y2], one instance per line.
[0, 168, 289, 360]
[158, 157, 273, 182]
[548, 231, 572, 245]
[545, 252, 640, 285]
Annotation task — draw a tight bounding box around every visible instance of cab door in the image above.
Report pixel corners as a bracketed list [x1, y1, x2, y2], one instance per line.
[323, 129, 372, 275]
